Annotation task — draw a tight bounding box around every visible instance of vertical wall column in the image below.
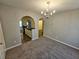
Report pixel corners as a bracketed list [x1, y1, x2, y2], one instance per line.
[32, 17, 39, 40]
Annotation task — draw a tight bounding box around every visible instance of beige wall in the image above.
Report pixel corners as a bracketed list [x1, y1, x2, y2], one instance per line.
[0, 4, 39, 49]
[44, 9, 79, 48]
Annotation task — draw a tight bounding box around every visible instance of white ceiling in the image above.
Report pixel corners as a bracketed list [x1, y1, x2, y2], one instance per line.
[0, 0, 79, 13]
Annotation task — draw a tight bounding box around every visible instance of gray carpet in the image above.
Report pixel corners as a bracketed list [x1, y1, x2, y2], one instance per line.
[6, 37, 79, 59]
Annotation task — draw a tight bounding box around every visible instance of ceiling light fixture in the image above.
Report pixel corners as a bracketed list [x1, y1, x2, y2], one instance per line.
[41, 1, 56, 18]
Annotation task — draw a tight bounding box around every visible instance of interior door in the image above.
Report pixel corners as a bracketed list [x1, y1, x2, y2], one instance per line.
[0, 22, 5, 59]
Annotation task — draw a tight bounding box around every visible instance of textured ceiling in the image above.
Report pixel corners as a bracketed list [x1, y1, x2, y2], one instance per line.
[0, 0, 79, 13]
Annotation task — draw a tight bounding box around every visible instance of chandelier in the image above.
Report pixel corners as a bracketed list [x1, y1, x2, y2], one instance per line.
[41, 1, 56, 18]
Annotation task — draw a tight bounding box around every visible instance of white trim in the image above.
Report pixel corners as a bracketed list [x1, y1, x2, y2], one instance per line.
[44, 35, 79, 50]
[32, 39, 35, 40]
[5, 43, 22, 51]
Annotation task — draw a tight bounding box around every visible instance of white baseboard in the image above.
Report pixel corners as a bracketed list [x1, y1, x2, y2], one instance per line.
[5, 43, 22, 51]
[44, 35, 79, 50]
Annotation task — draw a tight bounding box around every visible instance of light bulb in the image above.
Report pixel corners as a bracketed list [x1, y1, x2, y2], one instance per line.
[53, 10, 56, 13]
[50, 12, 52, 15]
[41, 11, 43, 14]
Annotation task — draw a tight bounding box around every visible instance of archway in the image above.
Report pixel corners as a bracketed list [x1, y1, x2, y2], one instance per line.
[19, 16, 35, 43]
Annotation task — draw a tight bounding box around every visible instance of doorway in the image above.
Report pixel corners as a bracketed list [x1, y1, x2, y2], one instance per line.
[19, 16, 35, 43]
[38, 18, 44, 37]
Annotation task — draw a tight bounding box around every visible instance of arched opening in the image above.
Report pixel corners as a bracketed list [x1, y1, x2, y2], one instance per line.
[38, 18, 44, 37]
[19, 16, 35, 43]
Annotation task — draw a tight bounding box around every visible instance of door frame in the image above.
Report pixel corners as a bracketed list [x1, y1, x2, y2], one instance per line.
[0, 22, 5, 59]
